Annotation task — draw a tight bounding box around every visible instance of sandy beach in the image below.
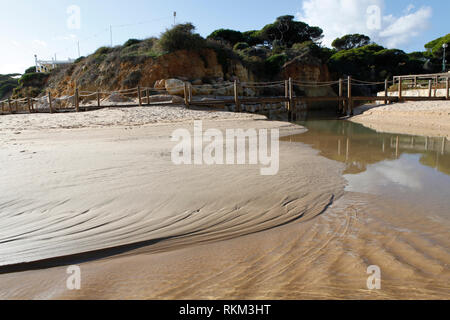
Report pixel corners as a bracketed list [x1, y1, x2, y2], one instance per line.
[0, 106, 449, 300]
[351, 100, 450, 139]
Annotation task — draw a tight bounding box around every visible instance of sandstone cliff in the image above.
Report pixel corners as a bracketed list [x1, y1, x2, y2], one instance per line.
[20, 47, 334, 104]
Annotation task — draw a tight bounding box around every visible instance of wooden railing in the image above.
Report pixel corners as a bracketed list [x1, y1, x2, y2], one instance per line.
[1, 76, 449, 119]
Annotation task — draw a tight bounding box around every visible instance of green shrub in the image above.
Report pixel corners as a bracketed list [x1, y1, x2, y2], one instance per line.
[159, 23, 206, 53]
[94, 46, 112, 56]
[207, 29, 245, 46]
[290, 41, 335, 63]
[265, 54, 287, 76]
[233, 42, 249, 51]
[74, 56, 85, 63]
[242, 30, 262, 46]
[206, 40, 239, 74]
[0, 82, 17, 98]
[24, 66, 36, 74]
[124, 39, 142, 47]
[18, 72, 49, 87]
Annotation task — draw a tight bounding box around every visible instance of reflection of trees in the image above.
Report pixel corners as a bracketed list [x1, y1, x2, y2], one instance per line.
[282, 120, 450, 176]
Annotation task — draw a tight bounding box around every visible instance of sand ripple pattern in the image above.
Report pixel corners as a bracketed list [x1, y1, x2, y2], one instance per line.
[0, 120, 344, 267]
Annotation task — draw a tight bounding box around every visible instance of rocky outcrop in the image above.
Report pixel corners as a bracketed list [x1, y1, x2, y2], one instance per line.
[41, 48, 335, 104]
[164, 79, 185, 95]
[281, 57, 331, 82]
[45, 49, 237, 97]
[281, 57, 337, 110]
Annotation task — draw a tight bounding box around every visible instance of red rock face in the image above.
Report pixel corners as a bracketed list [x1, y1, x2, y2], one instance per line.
[40, 48, 332, 99]
[282, 60, 331, 82]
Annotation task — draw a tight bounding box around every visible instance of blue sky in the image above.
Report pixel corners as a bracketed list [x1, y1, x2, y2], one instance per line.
[1, 0, 449, 74]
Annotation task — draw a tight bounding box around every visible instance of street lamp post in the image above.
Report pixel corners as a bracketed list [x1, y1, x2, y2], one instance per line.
[443, 43, 448, 72]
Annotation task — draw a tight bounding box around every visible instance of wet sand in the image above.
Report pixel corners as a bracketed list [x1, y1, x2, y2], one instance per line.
[0, 108, 449, 300]
[351, 100, 450, 139]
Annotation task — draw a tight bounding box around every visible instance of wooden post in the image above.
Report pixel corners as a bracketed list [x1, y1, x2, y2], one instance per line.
[188, 83, 192, 104]
[284, 80, 289, 112]
[347, 76, 353, 115]
[446, 77, 449, 100]
[234, 80, 240, 112]
[31, 98, 34, 112]
[396, 136, 399, 159]
[384, 79, 388, 105]
[74, 88, 79, 112]
[398, 77, 402, 101]
[434, 77, 438, 97]
[48, 92, 53, 114]
[97, 91, 101, 108]
[292, 101, 297, 122]
[146, 89, 150, 105]
[288, 77, 293, 121]
[8, 98, 12, 113]
[339, 78, 343, 112]
[27, 97, 31, 113]
[138, 85, 142, 106]
[428, 80, 432, 98]
[184, 82, 189, 106]
[15, 100, 18, 113]
[414, 76, 417, 88]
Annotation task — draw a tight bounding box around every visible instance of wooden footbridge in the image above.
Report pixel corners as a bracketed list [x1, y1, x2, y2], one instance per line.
[1, 73, 449, 120]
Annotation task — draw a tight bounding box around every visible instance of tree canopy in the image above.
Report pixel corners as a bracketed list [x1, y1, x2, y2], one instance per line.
[332, 34, 371, 51]
[207, 29, 245, 46]
[258, 15, 323, 48]
[424, 33, 450, 58]
[328, 44, 424, 82]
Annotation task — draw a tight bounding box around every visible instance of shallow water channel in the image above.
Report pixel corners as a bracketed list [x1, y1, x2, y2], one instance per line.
[284, 120, 450, 219]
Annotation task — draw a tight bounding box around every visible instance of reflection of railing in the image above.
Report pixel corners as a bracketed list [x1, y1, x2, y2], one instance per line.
[1, 77, 449, 118]
[389, 136, 449, 155]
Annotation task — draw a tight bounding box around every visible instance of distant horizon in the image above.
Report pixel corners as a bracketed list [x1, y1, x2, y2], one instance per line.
[2, 0, 449, 74]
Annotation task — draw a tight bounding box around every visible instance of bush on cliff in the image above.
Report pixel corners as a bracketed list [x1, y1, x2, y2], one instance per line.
[24, 66, 36, 74]
[124, 39, 143, 47]
[0, 74, 19, 99]
[265, 54, 288, 76]
[12, 72, 49, 98]
[159, 23, 206, 53]
[233, 42, 250, 51]
[207, 29, 245, 46]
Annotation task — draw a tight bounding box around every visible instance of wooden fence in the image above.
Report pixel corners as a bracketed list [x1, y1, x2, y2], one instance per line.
[1, 75, 449, 120]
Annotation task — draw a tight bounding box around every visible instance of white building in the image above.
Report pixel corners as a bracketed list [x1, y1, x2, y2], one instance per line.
[34, 55, 75, 73]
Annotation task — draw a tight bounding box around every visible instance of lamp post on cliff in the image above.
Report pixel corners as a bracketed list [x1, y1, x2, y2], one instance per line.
[443, 43, 448, 72]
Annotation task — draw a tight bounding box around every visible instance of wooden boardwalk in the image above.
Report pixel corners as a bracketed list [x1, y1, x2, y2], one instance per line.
[1, 74, 449, 120]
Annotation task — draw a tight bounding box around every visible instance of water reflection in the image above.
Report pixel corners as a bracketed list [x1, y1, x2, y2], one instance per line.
[282, 120, 450, 176]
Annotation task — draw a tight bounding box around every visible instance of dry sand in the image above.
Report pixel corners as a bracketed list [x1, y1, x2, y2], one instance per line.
[351, 100, 450, 139]
[0, 106, 448, 299]
[0, 106, 259, 131]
